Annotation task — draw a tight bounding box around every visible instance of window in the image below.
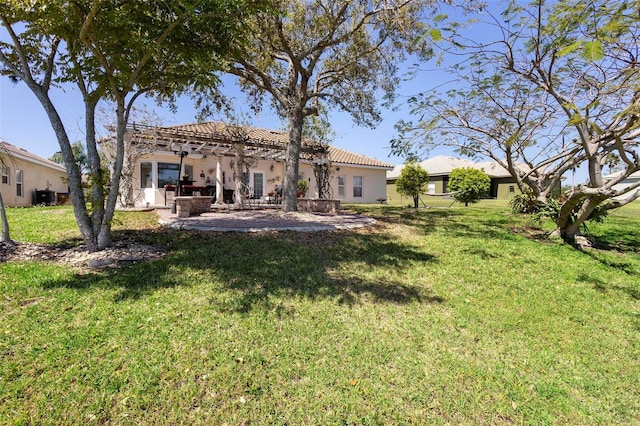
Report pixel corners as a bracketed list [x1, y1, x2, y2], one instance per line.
[353, 176, 363, 198]
[184, 165, 193, 181]
[252, 172, 264, 198]
[337, 175, 345, 197]
[140, 162, 152, 188]
[158, 162, 180, 187]
[1, 165, 8, 184]
[16, 169, 23, 197]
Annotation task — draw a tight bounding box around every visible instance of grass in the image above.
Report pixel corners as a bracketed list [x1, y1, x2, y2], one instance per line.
[1, 203, 639, 424]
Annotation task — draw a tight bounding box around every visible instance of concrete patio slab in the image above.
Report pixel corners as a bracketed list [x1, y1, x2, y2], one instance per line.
[156, 209, 375, 232]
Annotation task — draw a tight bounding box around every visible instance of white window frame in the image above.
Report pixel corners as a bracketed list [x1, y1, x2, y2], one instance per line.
[353, 176, 363, 198]
[140, 161, 153, 188]
[251, 171, 265, 199]
[16, 169, 24, 197]
[337, 175, 345, 197]
[1, 164, 8, 185]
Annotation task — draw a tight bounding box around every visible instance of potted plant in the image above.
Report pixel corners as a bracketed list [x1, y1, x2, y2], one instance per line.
[297, 179, 308, 198]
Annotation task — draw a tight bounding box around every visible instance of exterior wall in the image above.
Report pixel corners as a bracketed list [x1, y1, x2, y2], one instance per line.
[0, 156, 67, 207]
[132, 153, 389, 207]
[303, 163, 388, 204]
[132, 152, 289, 206]
[492, 178, 521, 200]
[386, 175, 448, 206]
[385, 180, 403, 205]
[133, 152, 284, 206]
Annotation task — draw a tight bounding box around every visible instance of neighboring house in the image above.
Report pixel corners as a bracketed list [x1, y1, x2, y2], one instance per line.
[0, 140, 68, 207]
[603, 170, 640, 199]
[386, 155, 524, 204]
[123, 122, 394, 207]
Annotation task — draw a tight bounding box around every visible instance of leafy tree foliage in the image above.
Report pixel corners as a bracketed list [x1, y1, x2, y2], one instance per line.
[447, 167, 490, 207]
[222, 0, 433, 211]
[50, 142, 88, 174]
[395, 162, 429, 208]
[0, 0, 268, 250]
[393, 0, 640, 243]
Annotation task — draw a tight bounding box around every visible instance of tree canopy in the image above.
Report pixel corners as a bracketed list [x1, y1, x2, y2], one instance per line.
[222, 0, 433, 211]
[1, 0, 270, 250]
[396, 162, 429, 208]
[392, 0, 640, 243]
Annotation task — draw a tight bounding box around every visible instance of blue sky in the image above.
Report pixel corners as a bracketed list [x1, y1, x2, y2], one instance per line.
[0, 66, 452, 167]
[0, 1, 588, 184]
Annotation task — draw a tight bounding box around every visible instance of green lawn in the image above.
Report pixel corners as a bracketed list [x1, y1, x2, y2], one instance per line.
[1, 203, 639, 424]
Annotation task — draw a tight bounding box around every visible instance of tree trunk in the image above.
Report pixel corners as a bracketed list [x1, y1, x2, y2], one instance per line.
[97, 99, 128, 249]
[119, 152, 136, 207]
[413, 194, 419, 208]
[31, 87, 99, 250]
[283, 106, 304, 212]
[554, 191, 607, 245]
[84, 97, 107, 250]
[0, 192, 14, 245]
[233, 145, 247, 209]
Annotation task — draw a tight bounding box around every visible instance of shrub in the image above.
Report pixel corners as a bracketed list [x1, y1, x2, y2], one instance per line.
[448, 167, 491, 206]
[297, 179, 309, 197]
[395, 162, 429, 208]
[510, 191, 546, 214]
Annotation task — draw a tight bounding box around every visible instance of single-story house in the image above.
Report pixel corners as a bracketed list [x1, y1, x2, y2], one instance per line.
[123, 122, 394, 207]
[0, 140, 68, 207]
[386, 155, 524, 204]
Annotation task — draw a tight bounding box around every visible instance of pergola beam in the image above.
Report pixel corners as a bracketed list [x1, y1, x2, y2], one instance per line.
[125, 122, 327, 160]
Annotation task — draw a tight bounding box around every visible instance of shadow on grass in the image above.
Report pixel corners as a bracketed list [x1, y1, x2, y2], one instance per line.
[578, 247, 640, 276]
[360, 206, 520, 241]
[578, 273, 640, 300]
[39, 227, 443, 311]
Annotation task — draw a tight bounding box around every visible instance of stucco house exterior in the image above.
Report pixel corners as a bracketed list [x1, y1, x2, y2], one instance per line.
[0, 140, 68, 207]
[123, 122, 394, 207]
[386, 155, 524, 205]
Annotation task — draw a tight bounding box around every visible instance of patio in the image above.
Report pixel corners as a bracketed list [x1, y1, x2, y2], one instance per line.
[156, 208, 376, 232]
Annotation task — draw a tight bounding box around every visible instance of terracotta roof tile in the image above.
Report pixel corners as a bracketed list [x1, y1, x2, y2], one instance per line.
[327, 146, 394, 169]
[0, 140, 66, 172]
[157, 122, 394, 169]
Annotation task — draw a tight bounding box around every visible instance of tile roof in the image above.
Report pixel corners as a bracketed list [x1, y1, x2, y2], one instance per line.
[387, 155, 476, 179]
[0, 140, 66, 172]
[603, 169, 640, 180]
[387, 155, 526, 179]
[147, 121, 394, 169]
[327, 146, 394, 169]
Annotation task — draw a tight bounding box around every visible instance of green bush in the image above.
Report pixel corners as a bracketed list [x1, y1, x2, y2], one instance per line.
[510, 191, 545, 214]
[448, 167, 491, 206]
[395, 162, 429, 208]
[297, 179, 309, 197]
[531, 197, 609, 235]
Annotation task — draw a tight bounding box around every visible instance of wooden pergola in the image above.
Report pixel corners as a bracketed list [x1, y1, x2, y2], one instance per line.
[122, 121, 330, 208]
[125, 122, 328, 161]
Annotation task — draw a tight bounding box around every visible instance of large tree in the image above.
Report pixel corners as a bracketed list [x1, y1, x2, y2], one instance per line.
[222, 0, 432, 211]
[0, 0, 269, 251]
[393, 0, 640, 243]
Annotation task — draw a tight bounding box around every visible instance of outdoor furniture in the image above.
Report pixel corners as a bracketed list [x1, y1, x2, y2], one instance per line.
[164, 184, 207, 196]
